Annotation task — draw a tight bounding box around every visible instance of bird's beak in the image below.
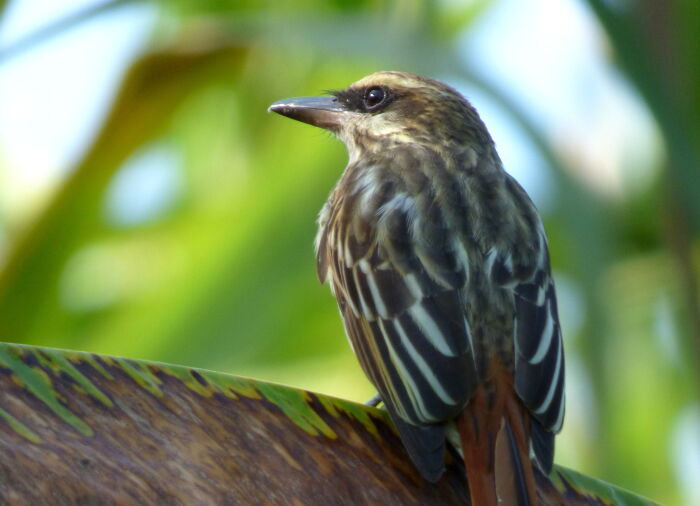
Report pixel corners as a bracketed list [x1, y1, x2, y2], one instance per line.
[268, 96, 348, 131]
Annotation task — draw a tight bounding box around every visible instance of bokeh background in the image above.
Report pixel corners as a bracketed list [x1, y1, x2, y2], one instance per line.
[0, 0, 698, 504]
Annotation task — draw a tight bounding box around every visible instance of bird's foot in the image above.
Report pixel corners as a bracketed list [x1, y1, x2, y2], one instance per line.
[365, 393, 383, 407]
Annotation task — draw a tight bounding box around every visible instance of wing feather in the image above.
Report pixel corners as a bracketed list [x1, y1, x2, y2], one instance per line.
[513, 262, 565, 438]
[318, 179, 477, 478]
[508, 239, 565, 474]
[495, 176, 566, 473]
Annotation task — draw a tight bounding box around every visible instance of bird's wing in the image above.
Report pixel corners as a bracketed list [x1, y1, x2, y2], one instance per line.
[491, 177, 566, 474]
[317, 182, 477, 481]
[512, 256, 565, 473]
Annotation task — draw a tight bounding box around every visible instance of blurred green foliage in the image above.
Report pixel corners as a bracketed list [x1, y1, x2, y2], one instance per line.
[0, 1, 698, 505]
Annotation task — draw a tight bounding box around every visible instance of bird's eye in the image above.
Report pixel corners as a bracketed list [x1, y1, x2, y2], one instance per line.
[363, 86, 388, 111]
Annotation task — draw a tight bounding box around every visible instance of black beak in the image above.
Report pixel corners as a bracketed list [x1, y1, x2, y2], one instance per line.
[268, 96, 348, 130]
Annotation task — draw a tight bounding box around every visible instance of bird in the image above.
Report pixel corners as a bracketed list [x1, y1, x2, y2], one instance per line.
[269, 72, 565, 506]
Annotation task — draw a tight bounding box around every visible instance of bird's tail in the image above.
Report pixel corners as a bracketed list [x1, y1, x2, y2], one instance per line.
[457, 386, 538, 506]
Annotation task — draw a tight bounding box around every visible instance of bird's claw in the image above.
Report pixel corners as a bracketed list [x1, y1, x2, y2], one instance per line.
[365, 393, 383, 407]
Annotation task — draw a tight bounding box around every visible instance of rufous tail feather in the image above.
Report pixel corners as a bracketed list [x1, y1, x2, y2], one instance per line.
[457, 384, 538, 506]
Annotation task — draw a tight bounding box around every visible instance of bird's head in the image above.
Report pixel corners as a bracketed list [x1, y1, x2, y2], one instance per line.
[269, 71, 495, 161]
